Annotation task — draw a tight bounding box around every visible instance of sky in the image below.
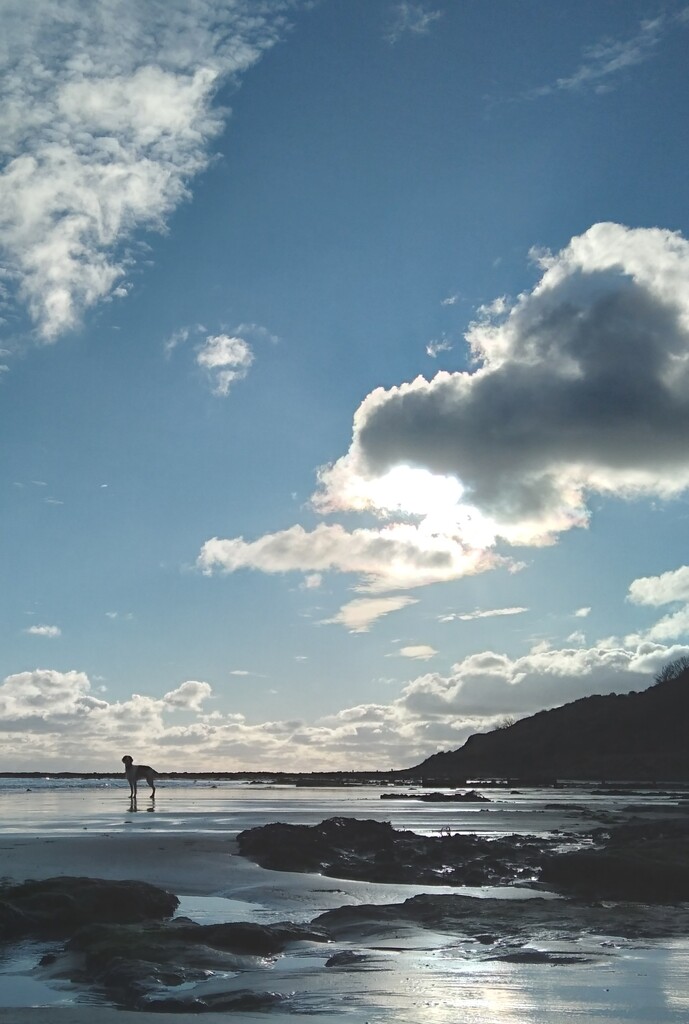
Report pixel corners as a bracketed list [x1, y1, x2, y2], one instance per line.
[2, 0, 689, 772]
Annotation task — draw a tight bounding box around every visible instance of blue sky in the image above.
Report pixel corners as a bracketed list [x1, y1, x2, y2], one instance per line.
[2, 0, 689, 771]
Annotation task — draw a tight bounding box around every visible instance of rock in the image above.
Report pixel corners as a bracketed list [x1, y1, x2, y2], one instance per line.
[143, 989, 288, 1012]
[314, 892, 689, 944]
[540, 839, 689, 901]
[237, 816, 548, 887]
[48, 915, 327, 1010]
[0, 876, 178, 939]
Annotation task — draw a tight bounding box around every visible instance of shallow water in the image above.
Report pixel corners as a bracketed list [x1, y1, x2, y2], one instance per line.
[0, 778, 681, 838]
[0, 781, 687, 1020]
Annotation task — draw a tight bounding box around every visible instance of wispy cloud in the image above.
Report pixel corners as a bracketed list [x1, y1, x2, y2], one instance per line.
[528, 11, 687, 99]
[440, 607, 528, 623]
[0, 0, 293, 341]
[426, 334, 453, 358]
[385, 1, 442, 44]
[322, 595, 419, 633]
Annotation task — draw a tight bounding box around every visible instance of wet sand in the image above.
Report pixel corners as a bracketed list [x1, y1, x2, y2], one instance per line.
[1, 784, 688, 1022]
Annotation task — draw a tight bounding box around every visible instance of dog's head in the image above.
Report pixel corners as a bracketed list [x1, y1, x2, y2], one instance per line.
[122, 755, 133, 766]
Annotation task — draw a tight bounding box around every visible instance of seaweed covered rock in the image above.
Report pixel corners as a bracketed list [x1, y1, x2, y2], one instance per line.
[51, 917, 326, 1010]
[237, 815, 546, 886]
[541, 838, 689, 901]
[540, 813, 689, 901]
[0, 876, 178, 940]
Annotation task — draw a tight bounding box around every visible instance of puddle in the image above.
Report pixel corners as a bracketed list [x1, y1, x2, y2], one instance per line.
[0, 941, 78, 1007]
[175, 893, 264, 924]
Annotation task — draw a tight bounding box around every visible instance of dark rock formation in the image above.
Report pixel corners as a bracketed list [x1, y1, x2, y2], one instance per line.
[34, 913, 326, 1011]
[381, 789, 489, 802]
[237, 815, 547, 886]
[0, 876, 178, 940]
[407, 664, 689, 783]
[540, 815, 689, 901]
[314, 891, 689, 944]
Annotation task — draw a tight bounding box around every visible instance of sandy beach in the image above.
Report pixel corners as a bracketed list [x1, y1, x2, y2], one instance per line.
[1, 782, 688, 1022]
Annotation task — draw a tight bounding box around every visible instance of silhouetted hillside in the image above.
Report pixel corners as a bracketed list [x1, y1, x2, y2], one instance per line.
[406, 662, 689, 783]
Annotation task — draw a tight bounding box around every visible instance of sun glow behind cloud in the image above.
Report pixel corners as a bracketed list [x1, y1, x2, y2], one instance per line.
[199, 221, 689, 630]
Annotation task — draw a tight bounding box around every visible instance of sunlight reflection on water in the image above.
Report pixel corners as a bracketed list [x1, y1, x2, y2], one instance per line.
[0, 782, 687, 1020]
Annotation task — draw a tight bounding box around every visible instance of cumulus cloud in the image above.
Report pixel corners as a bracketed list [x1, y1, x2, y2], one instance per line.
[0, 669, 104, 722]
[322, 595, 418, 633]
[0, 0, 291, 340]
[24, 624, 61, 638]
[574, 606, 592, 618]
[198, 222, 689, 629]
[317, 223, 689, 547]
[628, 565, 689, 607]
[198, 521, 504, 594]
[162, 679, 212, 711]
[196, 333, 254, 395]
[625, 565, 689, 648]
[3, 584, 689, 769]
[398, 639, 667, 724]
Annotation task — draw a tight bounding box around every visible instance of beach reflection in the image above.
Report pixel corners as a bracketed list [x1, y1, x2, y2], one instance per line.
[126, 796, 156, 813]
[0, 782, 687, 1022]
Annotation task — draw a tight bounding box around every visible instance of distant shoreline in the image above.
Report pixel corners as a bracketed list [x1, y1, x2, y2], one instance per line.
[1, 771, 688, 789]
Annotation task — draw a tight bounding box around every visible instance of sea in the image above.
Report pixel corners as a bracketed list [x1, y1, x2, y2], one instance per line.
[0, 776, 687, 1022]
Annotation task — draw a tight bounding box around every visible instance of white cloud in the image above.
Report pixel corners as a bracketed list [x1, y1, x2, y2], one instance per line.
[440, 606, 528, 623]
[426, 335, 453, 358]
[628, 565, 689, 607]
[2, 595, 688, 770]
[645, 605, 689, 642]
[162, 679, 212, 711]
[198, 522, 505, 594]
[24, 624, 61, 638]
[574, 606, 591, 618]
[196, 333, 254, 395]
[300, 573, 322, 590]
[0, 0, 291, 341]
[399, 641, 651, 722]
[0, 669, 103, 721]
[626, 566, 689, 646]
[397, 644, 437, 660]
[322, 595, 418, 633]
[164, 326, 191, 355]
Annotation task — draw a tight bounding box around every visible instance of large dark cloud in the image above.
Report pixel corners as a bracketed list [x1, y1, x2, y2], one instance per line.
[319, 224, 689, 544]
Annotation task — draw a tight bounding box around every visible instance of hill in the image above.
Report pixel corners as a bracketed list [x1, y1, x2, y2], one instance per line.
[404, 660, 689, 783]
